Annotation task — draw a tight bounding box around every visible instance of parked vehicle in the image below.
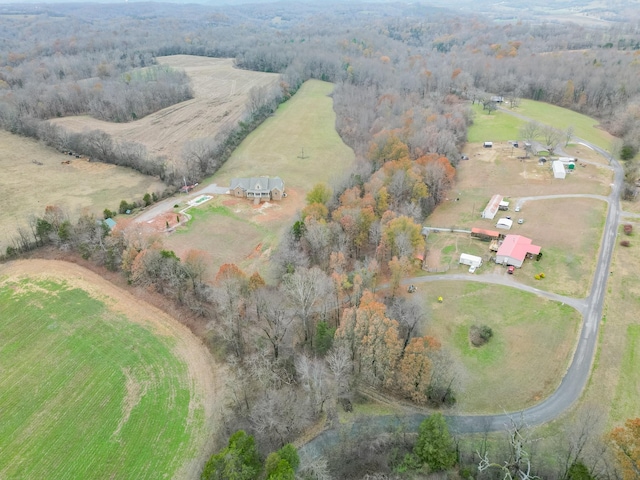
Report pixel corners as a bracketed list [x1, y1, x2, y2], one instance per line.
[507, 266, 515, 274]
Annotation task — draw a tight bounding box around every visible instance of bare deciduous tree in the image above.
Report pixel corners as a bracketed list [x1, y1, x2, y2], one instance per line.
[254, 287, 294, 360]
[283, 266, 332, 345]
[478, 416, 540, 480]
[296, 354, 331, 415]
[520, 121, 541, 158]
[541, 125, 563, 156]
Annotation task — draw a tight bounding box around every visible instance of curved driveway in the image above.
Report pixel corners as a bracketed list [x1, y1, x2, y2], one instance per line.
[299, 123, 624, 459]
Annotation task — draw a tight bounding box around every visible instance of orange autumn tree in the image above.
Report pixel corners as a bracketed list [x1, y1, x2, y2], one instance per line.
[394, 336, 439, 404]
[609, 418, 640, 479]
[368, 132, 410, 168]
[336, 291, 438, 404]
[336, 291, 402, 386]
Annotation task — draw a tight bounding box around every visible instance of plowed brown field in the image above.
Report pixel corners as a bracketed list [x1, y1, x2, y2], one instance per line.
[51, 56, 280, 162]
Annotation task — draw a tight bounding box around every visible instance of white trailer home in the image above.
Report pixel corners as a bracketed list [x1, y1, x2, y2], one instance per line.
[459, 253, 483, 273]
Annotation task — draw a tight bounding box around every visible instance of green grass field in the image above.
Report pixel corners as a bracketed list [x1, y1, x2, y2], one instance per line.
[421, 282, 580, 413]
[467, 103, 525, 143]
[0, 278, 202, 479]
[212, 79, 355, 191]
[468, 100, 616, 152]
[515, 99, 615, 151]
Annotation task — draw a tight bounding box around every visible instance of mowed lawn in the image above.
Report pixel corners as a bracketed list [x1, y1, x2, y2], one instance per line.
[514, 99, 616, 151]
[0, 278, 201, 479]
[420, 282, 581, 413]
[467, 103, 525, 143]
[168, 79, 355, 276]
[212, 79, 355, 191]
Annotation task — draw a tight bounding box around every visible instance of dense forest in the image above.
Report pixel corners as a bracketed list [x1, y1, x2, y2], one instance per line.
[2, 1, 640, 478]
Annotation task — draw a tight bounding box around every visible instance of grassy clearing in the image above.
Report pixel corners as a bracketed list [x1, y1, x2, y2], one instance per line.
[420, 281, 580, 413]
[514, 99, 615, 151]
[169, 79, 354, 277]
[467, 103, 525, 143]
[0, 278, 202, 479]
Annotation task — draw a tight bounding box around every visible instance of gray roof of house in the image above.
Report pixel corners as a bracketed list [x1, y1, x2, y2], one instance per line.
[103, 218, 117, 230]
[230, 177, 284, 193]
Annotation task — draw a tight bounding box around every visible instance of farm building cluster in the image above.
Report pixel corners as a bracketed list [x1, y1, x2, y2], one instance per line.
[456, 230, 542, 273]
[480, 194, 516, 230]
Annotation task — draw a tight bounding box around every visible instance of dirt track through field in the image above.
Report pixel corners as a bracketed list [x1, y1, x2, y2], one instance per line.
[51, 56, 280, 163]
[0, 259, 226, 479]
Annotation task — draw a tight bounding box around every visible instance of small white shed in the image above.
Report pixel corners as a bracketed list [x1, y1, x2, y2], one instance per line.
[496, 218, 513, 230]
[552, 160, 566, 179]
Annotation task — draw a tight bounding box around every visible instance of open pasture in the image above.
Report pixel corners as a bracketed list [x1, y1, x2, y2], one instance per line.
[455, 142, 613, 215]
[51, 56, 280, 162]
[0, 130, 165, 255]
[0, 260, 222, 480]
[420, 281, 580, 413]
[165, 79, 355, 277]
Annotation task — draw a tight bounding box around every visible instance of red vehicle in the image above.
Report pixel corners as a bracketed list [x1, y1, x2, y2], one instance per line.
[507, 266, 515, 274]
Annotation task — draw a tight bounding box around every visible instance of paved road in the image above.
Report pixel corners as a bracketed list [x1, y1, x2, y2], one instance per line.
[132, 184, 228, 224]
[300, 116, 625, 459]
[514, 193, 609, 209]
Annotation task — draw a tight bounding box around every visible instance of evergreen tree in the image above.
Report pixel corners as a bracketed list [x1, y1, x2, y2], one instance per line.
[413, 414, 457, 472]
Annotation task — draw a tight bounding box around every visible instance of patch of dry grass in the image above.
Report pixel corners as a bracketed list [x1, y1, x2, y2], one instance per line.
[0, 131, 165, 254]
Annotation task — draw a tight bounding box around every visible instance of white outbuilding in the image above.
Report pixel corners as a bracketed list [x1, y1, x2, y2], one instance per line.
[552, 160, 566, 179]
[459, 253, 483, 273]
[496, 218, 513, 230]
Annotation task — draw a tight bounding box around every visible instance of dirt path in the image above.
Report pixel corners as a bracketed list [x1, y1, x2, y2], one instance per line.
[0, 259, 226, 479]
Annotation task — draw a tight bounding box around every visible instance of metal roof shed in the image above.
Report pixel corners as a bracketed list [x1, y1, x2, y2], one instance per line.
[552, 161, 566, 179]
[481, 194, 503, 220]
[496, 218, 513, 230]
